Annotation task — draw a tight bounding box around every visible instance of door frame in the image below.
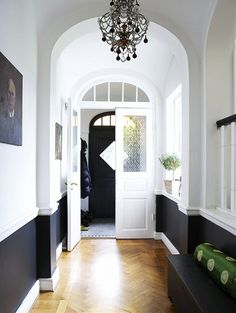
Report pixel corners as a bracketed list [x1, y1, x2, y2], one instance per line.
[88, 111, 116, 219]
[67, 98, 81, 251]
[77, 103, 155, 239]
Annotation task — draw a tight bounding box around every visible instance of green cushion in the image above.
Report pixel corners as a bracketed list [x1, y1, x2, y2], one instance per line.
[194, 243, 236, 299]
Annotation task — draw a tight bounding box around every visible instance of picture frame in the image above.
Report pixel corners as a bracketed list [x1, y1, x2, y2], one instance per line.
[0, 52, 23, 146]
[55, 122, 62, 160]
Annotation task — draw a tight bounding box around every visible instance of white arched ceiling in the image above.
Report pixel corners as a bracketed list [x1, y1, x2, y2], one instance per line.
[55, 19, 186, 102]
[50, 16, 190, 210]
[35, 0, 217, 57]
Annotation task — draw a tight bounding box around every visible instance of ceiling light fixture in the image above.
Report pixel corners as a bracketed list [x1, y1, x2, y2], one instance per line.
[98, 0, 149, 62]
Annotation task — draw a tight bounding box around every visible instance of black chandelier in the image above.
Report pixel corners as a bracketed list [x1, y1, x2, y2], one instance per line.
[98, 0, 149, 62]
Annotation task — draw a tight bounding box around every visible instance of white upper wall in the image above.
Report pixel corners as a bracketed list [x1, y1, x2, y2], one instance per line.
[0, 0, 37, 240]
[57, 20, 174, 99]
[36, 0, 217, 212]
[205, 0, 236, 209]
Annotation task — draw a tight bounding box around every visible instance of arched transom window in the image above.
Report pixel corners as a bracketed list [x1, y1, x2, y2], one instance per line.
[90, 112, 115, 127]
[82, 82, 149, 102]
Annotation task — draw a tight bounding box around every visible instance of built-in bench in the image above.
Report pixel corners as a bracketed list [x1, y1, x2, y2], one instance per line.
[168, 254, 236, 313]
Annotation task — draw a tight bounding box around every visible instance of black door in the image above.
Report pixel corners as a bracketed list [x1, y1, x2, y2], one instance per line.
[89, 125, 115, 218]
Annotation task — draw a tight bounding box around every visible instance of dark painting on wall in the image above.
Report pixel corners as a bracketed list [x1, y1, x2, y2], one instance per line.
[55, 123, 62, 160]
[0, 52, 23, 146]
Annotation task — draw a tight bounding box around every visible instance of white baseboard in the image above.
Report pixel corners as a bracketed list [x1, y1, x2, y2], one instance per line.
[56, 242, 62, 260]
[16, 280, 39, 313]
[161, 233, 180, 255]
[154, 232, 180, 255]
[153, 232, 162, 240]
[39, 267, 60, 291]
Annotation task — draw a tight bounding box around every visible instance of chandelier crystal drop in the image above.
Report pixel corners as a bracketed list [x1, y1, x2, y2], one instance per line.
[98, 0, 149, 62]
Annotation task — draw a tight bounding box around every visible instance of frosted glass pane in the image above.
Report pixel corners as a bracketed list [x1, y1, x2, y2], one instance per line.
[138, 88, 149, 102]
[123, 116, 146, 172]
[96, 83, 108, 101]
[102, 115, 110, 126]
[94, 118, 102, 126]
[110, 82, 122, 101]
[82, 87, 94, 101]
[111, 115, 116, 126]
[124, 83, 136, 102]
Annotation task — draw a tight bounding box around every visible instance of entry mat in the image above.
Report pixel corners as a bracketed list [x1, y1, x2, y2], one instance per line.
[81, 218, 115, 238]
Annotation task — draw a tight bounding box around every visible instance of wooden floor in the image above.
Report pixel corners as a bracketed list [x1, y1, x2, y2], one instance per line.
[31, 239, 175, 313]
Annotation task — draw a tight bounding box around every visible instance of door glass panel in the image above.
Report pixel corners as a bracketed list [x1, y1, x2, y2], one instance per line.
[72, 110, 78, 172]
[123, 116, 146, 172]
[111, 115, 116, 126]
[102, 115, 110, 126]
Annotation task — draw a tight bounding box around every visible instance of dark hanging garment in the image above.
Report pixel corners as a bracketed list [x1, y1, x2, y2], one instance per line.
[81, 139, 92, 199]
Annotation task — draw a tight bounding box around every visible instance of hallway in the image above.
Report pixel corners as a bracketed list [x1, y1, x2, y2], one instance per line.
[31, 240, 175, 313]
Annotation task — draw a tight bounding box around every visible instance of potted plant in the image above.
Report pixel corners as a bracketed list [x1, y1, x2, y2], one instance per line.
[159, 153, 181, 194]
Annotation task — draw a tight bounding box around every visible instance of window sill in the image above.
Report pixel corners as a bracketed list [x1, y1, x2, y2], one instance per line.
[154, 189, 181, 204]
[199, 207, 236, 236]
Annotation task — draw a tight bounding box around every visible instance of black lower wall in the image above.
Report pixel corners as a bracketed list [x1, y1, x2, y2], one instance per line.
[156, 195, 236, 257]
[0, 195, 67, 312]
[37, 194, 67, 278]
[156, 195, 188, 253]
[56, 195, 67, 247]
[0, 219, 37, 313]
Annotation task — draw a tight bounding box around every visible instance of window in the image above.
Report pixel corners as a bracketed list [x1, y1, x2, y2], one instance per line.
[92, 113, 115, 126]
[165, 85, 182, 185]
[82, 82, 149, 103]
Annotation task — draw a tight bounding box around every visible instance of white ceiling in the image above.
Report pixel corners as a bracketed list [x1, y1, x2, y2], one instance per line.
[34, 0, 217, 55]
[34, 0, 217, 99]
[58, 21, 174, 97]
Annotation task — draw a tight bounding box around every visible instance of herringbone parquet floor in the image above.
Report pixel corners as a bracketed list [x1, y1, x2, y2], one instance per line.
[31, 239, 175, 313]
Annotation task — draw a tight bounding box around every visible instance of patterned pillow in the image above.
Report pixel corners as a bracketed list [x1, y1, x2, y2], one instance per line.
[194, 243, 236, 298]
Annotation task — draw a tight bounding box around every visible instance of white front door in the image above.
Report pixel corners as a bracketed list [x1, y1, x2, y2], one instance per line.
[115, 108, 155, 238]
[67, 99, 81, 251]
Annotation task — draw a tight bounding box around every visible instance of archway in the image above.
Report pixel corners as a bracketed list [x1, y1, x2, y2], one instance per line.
[47, 17, 190, 247]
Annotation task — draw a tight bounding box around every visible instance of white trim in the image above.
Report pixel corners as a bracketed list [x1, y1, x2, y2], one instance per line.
[80, 101, 152, 109]
[200, 208, 236, 236]
[38, 203, 59, 216]
[16, 280, 39, 313]
[161, 233, 180, 255]
[56, 243, 63, 260]
[154, 189, 180, 204]
[178, 204, 200, 216]
[153, 232, 180, 255]
[39, 267, 60, 291]
[220, 126, 226, 209]
[234, 39, 236, 114]
[231, 122, 235, 214]
[153, 232, 162, 240]
[0, 208, 38, 243]
[157, 189, 236, 235]
[162, 191, 180, 204]
[154, 189, 162, 195]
